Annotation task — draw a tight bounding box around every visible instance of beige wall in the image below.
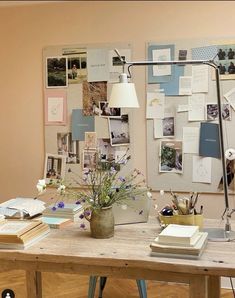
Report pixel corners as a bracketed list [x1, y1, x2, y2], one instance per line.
[1, 1, 235, 218]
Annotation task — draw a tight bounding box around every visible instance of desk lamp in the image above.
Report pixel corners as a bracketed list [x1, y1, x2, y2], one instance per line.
[109, 49, 235, 241]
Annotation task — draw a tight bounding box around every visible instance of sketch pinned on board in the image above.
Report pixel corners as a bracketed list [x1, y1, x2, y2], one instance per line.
[159, 140, 183, 174]
[85, 132, 97, 149]
[146, 91, 165, 119]
[109, 114, 130, 146]
[224, 88, 235, 111]
[57, 132, 79, 164]
[206, 103, 231, 121]
[46, 57, 68, 88]
[44, 153, 66, 184]
[82, 81, 107, 116]
[192, 156, 212, 184]
[99, 101, 121, 117]
[45, 90, 67, 125]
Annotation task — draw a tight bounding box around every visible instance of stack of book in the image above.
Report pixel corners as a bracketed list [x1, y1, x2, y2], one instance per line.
[150, 224, 208, 259]
[42, 203, 83, 221]
[0, 198, 46, 219]
[0, 219, 50, 249]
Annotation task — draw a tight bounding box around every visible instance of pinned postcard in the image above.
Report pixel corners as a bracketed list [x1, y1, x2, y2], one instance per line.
[183, 127, 200, 154]
[87, 48, 109, 82]
[147, 44, 174, 83]
[71, 109, 94, 141]
[146, 92, 165, 119]
[192, 156, 212, 184]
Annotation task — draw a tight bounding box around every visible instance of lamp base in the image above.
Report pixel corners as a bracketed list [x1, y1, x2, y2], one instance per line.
[204, 227, 235, 242]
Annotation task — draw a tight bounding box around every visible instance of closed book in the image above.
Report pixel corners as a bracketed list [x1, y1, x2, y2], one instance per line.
[157, 224, 199, 246]
[0, 228, 50, 249]
[199, 122, 221, 158]
[0, 221, 50, 244]
[0, 220, 42, 238]
[39, 217, 72, 229]
[150, 232, 208, 259]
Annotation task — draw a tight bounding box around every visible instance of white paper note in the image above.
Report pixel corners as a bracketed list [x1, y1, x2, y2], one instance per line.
[188, 94, 205, 121]
[183, 127, 200, 154]
[192, 65, 209, 93]
[192, 156, 212, 184]
[179, 76, 192, 95]
[177, 104, 189, 112]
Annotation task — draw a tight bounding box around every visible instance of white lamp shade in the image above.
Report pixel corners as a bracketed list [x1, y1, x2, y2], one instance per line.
[109, 82, 139, 108]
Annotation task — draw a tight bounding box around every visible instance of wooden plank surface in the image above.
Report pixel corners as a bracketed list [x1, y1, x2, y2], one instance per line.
[0, 218, 234, 277]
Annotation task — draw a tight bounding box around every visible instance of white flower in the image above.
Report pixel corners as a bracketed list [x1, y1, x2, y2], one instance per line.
[57, 184, 66, 193]
[36, 179, 46, 194]
[147, 191, 152, 199]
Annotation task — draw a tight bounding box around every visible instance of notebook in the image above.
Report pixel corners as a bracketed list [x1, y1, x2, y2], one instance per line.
[113, 191, 151, 225]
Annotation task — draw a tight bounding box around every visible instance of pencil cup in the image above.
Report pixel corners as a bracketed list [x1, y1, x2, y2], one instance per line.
[175, 214, 195, 225]
[158, 214, 176, 226]
[194, 214, 204, 231]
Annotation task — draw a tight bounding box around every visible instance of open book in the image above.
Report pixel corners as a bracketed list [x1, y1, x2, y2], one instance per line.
[0, 198, 46, 218]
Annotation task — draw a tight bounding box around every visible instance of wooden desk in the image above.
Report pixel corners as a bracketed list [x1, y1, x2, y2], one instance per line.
[0, 218, 234, 298]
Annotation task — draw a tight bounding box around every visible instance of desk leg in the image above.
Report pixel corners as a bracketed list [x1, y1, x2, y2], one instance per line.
[207, 276, 221, 298]
[189, 275, 207, 298]
[26, 271, 42, 298]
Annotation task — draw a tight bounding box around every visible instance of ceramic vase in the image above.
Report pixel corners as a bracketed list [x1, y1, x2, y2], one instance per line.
[89, 206, 114, 239]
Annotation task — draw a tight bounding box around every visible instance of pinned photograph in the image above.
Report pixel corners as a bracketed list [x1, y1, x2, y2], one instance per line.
[99, 101, 121, 117]
[44, 153, 66, 183]
[46, 57, 68, 88]
[109, 114, 130, 146]
[83, 150, 97, 170]
[83, 81, 107, 116]
[67, 51, 87, 84]
[216, 44, 235, 79]
[160, 140, 183, 173]
[85, 132, 97, 149]
[163, 116, 175, 137]
[57, 132, 79, 164]
[206, 103, 231, 121]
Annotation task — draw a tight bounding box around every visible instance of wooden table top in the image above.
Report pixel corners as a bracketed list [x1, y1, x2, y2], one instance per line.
[0, 217, 234, 278]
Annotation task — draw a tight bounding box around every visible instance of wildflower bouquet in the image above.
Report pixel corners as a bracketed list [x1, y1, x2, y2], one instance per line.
[37, 151, 151, 213]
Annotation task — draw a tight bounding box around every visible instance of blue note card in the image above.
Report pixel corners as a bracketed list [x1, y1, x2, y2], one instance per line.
[199, 122, 221, 158]
[72, 109, 94, 141]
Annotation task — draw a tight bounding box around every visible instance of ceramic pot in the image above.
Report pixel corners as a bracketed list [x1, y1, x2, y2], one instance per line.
[89, 206, 114, 239]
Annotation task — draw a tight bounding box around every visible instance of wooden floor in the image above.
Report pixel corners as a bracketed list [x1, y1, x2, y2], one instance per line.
[0, 270, 234, 297]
